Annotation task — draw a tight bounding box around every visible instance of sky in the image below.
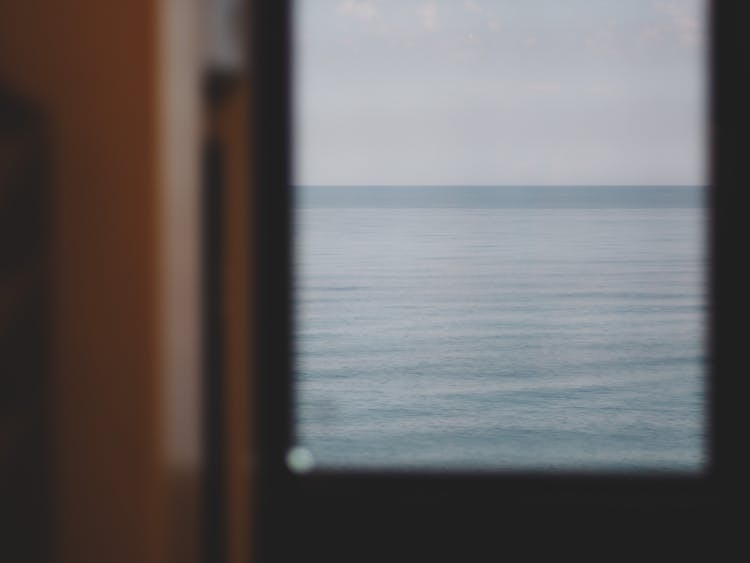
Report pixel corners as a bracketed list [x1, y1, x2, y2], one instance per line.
[293, 0, 707, 186]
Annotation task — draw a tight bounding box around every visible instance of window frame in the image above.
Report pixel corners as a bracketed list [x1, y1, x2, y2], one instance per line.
[251, 1, 743, 559]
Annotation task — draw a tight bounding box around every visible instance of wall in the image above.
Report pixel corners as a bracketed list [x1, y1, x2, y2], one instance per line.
[0, 2, 205, 562]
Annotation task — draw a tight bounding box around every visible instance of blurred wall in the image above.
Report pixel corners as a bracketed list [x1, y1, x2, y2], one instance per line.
[0, 2, 205, 562]
[213, 77, 253, 563]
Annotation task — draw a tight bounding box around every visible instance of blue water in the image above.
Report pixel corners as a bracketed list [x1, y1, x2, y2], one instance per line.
[293, 186, 708, 473]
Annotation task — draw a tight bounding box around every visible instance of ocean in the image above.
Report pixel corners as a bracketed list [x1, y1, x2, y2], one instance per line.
[292, 186, 708, 473]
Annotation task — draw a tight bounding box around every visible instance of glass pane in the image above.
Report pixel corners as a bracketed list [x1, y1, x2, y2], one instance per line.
[290, 0, 708, 473]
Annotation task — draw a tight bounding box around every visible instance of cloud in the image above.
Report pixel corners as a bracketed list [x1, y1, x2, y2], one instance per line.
[464, 0, 483, 13]
[655, 0, 704, 46]
[417, 3, 438, 31]
[337, 0, 378, 21]
[584, 28, 617, 54]
[637, 24, 666, 47]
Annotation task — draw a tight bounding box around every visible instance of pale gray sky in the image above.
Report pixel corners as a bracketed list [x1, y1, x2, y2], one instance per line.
[293, 0, 707, 186]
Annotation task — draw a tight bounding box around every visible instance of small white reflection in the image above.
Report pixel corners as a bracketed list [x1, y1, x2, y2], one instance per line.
[286, 446, 315, 473]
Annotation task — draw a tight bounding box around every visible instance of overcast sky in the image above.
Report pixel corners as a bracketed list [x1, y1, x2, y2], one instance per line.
[293, 0, 707, 186]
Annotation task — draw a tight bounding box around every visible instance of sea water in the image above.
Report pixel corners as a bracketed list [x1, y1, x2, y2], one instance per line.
[293, 186, 707, 472]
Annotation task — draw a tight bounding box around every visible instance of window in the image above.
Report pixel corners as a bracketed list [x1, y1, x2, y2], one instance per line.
[291, 0, 709, 474]
[252, 1, 742, 560]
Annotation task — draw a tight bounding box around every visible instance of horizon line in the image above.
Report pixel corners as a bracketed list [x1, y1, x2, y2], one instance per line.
[294, 184, 708, 188]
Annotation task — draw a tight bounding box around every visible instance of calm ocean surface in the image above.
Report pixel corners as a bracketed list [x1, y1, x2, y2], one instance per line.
[293, 186, 708, 472]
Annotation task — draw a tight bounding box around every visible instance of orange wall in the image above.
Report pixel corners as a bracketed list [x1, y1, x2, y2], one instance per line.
[0, 2, 183, 562]
[214, 77, 253, 563]
[0, 2, 258, 561]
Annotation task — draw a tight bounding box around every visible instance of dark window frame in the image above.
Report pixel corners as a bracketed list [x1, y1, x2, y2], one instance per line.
[251, 1, 745, 559]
